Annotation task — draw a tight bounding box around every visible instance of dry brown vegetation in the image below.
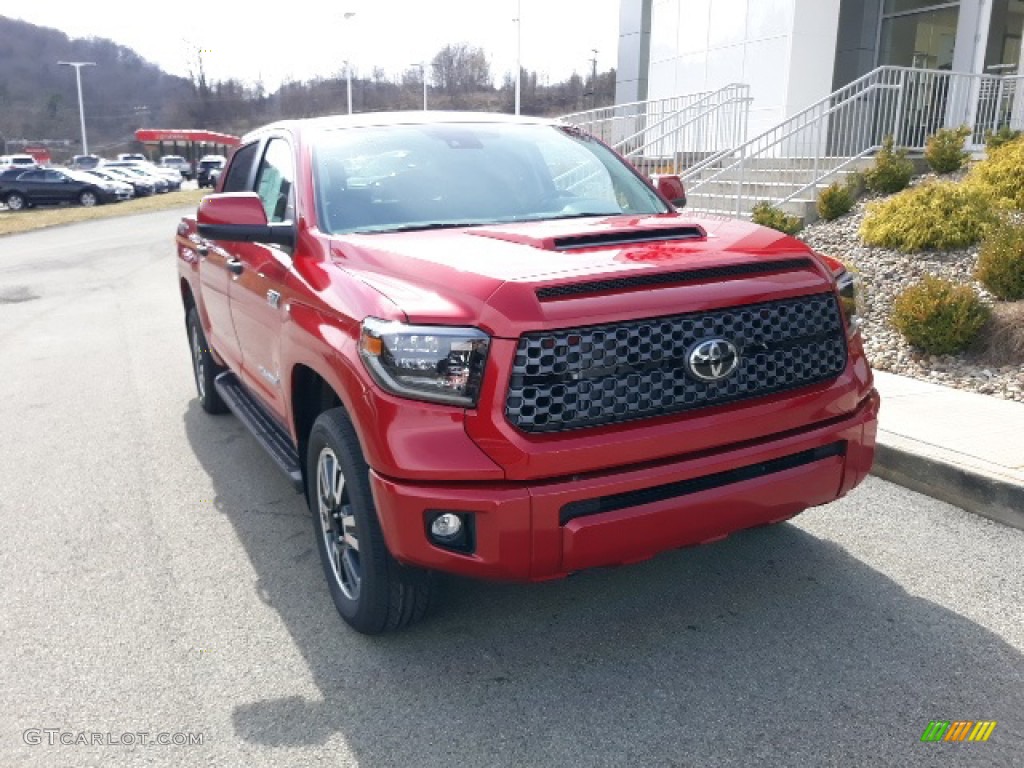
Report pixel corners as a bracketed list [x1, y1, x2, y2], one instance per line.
[0, 189, 205, 238]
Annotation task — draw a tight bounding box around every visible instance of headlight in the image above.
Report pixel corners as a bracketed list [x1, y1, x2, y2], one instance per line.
[836, 269, 863, 333]
[358, 318, 491, 406]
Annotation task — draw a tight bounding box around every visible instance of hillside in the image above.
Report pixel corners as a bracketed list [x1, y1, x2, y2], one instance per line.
[0, 15, 192, 155]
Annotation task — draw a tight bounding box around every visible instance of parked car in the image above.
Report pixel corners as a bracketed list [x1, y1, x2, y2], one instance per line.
[159, 154, 194, 180]
[81, 169, 136, 199]
[0, 167, 127, 210]
[196, 155, 226, 188]
[117, 153, 147, 162]
[70, 154, 102, 171]
[101, 161, 174, 192]
[177, 112, 878, 634]
[0, 154, 38, 171]
[89, 167, 155, 197]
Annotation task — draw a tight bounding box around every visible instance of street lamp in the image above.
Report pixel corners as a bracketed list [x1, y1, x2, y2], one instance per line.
[343, 11, 356, 114]
[411, 62, 427, 110]
[513, 0, 521, 115]
[58, 61, 96, 154]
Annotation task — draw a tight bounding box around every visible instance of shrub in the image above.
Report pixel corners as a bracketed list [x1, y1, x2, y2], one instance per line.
[976, 222, 1024, 300]
[972, 301, 1024, 365]
[984, 125, 1022, 152]
[859, 181, 996, 252]
[817, 180, 855, 221]
[751, 202, 802, 235]
[925, 126, 971, 174]
[864, 135, 914, 194]
[967, 135, 1024, 209]
[891, 276, 990, 355]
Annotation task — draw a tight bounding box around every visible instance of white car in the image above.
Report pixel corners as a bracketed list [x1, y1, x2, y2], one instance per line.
[0, 154, 38, 171]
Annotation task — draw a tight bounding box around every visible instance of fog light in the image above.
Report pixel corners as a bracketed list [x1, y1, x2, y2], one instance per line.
[430, 513, 463, 541]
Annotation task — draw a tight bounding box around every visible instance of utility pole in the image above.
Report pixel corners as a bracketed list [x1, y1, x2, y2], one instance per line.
[343, 11, 357, 114]
[58, 61, 96, 154]
[514, 0, 521, 115]
[412, 63, 428, 110]
[590, 49, 599, 110]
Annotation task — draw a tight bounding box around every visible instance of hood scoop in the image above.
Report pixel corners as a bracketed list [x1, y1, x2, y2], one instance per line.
[536, 257, 814, 301]
[469, 222, 706, 251]
[551, 225, 706, 251]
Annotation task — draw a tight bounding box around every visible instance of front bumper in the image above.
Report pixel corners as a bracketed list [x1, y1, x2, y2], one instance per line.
[370, 389, 879, 581]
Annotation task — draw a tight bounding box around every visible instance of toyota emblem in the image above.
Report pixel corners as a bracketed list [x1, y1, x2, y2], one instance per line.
[687, 338, 740, 382]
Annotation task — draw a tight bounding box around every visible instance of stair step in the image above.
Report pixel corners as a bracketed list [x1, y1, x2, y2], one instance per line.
[214, 372, 304, 493]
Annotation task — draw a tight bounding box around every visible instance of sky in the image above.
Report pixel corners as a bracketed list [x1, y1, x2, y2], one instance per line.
[10, 0, 621, 89]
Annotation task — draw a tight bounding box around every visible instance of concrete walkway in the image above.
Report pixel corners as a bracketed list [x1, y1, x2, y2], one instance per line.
[871, 370, 1024, 530]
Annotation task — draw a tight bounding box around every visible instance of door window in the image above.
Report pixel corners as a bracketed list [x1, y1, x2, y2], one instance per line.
[221, 142, 259, 193]
[255, 139, 296, 223]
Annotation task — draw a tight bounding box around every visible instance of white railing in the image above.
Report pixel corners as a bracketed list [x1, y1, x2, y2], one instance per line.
[682, 66, 1024, 218]
[560, 85, 751, 164]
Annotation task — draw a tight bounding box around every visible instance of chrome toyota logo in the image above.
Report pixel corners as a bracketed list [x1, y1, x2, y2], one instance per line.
[687, 338, 740, 382]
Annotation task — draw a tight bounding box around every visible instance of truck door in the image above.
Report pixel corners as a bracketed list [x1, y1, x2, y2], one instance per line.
[197, 142, 260, 373]
[226, 136, 296, 423]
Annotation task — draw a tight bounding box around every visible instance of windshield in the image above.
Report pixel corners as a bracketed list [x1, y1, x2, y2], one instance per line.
[312, 122, 669, 235]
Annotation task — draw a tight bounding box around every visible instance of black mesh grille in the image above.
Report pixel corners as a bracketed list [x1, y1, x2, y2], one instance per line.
[505, 293, 847, 433]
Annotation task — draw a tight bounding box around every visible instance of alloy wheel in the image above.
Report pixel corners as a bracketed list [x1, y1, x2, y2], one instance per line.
[316, 447, 361, 601]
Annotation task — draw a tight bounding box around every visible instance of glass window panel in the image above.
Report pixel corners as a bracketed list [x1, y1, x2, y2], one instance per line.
[879, 7, 959, 68]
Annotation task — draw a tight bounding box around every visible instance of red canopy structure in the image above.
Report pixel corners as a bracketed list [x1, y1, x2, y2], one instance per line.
[133, 129, 241, 161]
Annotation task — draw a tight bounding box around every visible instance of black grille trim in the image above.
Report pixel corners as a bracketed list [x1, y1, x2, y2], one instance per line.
[552, 226, 705, 251]
[559, 442, 847, 525]
[536, 258, 814, 300]
[506, 293, 848, 433]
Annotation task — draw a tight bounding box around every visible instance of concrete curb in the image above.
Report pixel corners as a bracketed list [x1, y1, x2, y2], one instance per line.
[871, 443, 1024, 532]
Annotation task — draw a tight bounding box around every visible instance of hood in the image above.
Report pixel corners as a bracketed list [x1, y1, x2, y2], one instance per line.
[329, 213, 834, 337]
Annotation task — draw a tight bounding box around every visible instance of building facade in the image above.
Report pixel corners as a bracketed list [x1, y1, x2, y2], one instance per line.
[616, 0, 1024, 136]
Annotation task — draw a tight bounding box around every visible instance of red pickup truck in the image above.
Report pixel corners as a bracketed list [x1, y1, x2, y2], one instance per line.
[176, 112, 878, 634]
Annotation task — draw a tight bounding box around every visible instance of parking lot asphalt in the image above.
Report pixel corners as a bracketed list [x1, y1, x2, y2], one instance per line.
[1, 210, 1022, 767]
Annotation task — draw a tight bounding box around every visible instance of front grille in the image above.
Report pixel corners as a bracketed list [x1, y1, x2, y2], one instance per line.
[505, 293, 847, 433]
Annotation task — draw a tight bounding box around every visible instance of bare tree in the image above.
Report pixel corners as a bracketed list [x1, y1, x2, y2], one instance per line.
[431, 43, 491, 104]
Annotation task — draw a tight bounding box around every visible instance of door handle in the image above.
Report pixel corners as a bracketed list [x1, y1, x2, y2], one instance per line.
[226, 259, 244, 275]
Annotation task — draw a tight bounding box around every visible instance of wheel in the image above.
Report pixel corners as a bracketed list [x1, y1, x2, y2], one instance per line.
[186, 307, 227, 414]
[5, 192, 26, 211]
[79, 190, 98, 207]
[307, 408, 434, 634]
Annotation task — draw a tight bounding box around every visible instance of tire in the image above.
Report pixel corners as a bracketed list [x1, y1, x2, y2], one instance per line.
[186, 307, 228, 414]
[5, 192, 26, 211]
[307, 407, 434, 634]
[79, 189, 98, 207]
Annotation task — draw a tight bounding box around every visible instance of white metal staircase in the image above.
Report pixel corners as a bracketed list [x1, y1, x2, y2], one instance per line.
[563, 66, 1024, 222]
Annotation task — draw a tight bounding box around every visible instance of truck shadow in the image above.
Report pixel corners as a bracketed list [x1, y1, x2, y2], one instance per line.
[183, 403, 1023, 767]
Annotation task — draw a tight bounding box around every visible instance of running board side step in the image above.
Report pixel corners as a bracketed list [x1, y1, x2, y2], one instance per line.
[214, 372, 304, 493]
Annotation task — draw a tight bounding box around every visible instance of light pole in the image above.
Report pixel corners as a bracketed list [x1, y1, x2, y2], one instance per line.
[513, 0, 521, 115]
[412, 62, 427, 110]
[343, 11, 356, 114]
[58, 61, 95, 154]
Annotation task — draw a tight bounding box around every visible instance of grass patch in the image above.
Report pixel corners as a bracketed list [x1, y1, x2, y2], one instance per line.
[0, 189, 205, 237]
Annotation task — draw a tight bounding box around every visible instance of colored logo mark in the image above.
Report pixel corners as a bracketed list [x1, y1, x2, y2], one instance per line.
[921, 720, 997, 742]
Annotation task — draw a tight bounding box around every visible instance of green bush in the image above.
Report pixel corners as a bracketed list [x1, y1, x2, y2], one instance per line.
[751, 202, 802, 235]
[976, 222, 1024, 300]
[864, 135, 914, 194]
[925, 126, 971, 174]
[967, 136, 1024, 209]
[859, 181, 996, 252]
[817, 180, 855, 221]
[984, 126, 1022, 152]
[891, 276, 990, 355]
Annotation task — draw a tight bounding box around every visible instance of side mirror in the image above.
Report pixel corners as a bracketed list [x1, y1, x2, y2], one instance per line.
[652, 174, 686, 208]
[197, 192, 294, 247]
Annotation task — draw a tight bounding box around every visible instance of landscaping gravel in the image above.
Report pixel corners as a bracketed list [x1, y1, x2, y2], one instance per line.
[799, 185, 1024, 403]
